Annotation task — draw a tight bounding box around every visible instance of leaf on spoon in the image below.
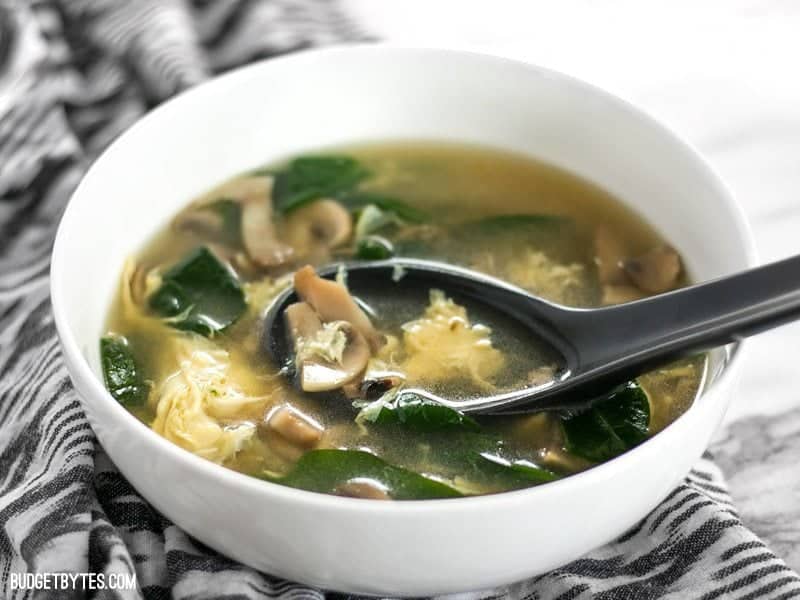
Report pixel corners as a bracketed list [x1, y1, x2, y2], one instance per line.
[262, 449, 462, 500]
[148, 246, 247, 337]
[560, 380, 650, 462]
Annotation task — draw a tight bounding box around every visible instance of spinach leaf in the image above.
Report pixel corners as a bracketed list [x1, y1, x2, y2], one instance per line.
[415, 433, 557, 492]
[263, 449, 462, 499]
[560, 381, 650, 462]
[100, 335, 148, 406]
[148, 246, 247, 337]
[356, 235, 394, 260]
[476, 452, 559, 486]
[340, 192, 430, 223]
[357, 392, 480, 433]
[273, 156, 369, 213]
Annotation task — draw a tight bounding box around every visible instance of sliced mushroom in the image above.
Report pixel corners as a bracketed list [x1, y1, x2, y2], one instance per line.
[360, 370, 406, 399]
[513, 412, 559, 448]
[341, 379, 364, 400]
[622, 245, 682, 294]
[265, 404, 324, 448]
[285, 302, 324, 344]
[293, 265, 385, 352]
[239, 177, 295, 267]
[341, 359, 406, 400]
[171, 177, 255, 239]
[601, 283, 647, 306]
[285, 301, 372, 392]
[593, 226, 628, 285]
[333, 478, 392, 500]
[264, 431, 305, 463]
[173, 209, 225, 237]
[129, 264, 149, 305]
[299, 323, 371, 392]
[200, 243, 257, 278]
[283, 199, 353, 258]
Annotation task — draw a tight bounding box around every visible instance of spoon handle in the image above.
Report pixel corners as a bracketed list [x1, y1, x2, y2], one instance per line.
[566, 253, 800, 380]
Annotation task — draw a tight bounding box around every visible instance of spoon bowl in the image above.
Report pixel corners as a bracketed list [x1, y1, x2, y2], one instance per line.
[264, 255, 800, 414]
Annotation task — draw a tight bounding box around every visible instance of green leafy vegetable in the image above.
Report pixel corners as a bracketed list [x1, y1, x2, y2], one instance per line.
[100, 335, 147, 406]
[357, 392, 480, 432]
[273, 156, 369, 213]
[476, 452, 559, 486]
[148, 246, 247, 337]
[263, 449, 462, 499]
[340, 192, 429, 223]
[356, 235, 394, 260]
[560, 381, 650, 462]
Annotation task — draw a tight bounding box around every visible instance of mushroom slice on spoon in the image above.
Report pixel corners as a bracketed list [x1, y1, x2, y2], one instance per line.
[264, 256, 800, 414]
[285, 301, 372, 392]
[293, 265, 385, 352]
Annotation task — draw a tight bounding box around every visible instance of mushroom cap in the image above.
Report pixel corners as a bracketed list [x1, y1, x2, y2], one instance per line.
[293, 265, 385, 352]
[298, 322, 371, 393]
[283, 199, 353, 254]
[623, 245, 682, 294]
[284, 300, 373, 393]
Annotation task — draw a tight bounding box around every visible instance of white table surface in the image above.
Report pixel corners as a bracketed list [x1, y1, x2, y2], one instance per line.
[345, 0, 800, 566]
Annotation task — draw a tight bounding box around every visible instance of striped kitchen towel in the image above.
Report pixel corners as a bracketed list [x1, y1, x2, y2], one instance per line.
[0, 1, 798, 599]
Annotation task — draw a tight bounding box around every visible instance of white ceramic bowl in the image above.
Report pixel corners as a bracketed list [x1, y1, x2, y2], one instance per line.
[51, 45, 756, 595]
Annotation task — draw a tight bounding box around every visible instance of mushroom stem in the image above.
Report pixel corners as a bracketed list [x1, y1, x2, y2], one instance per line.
[266, 404, 324, 448]
[334, 478, 392, 500]
[239, 177, 295, 267]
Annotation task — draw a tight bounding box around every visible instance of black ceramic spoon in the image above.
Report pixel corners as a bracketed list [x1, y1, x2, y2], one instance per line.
[262, 256, 800, 415]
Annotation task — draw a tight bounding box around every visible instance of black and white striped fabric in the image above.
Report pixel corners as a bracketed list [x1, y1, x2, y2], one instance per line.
[0, 1, 798, 598]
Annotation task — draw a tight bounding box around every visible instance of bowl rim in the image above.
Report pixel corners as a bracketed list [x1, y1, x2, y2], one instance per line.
[50, 43, 758, 515]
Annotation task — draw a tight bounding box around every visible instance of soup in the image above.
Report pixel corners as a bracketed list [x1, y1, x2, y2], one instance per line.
[101, 142, 704, 500]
